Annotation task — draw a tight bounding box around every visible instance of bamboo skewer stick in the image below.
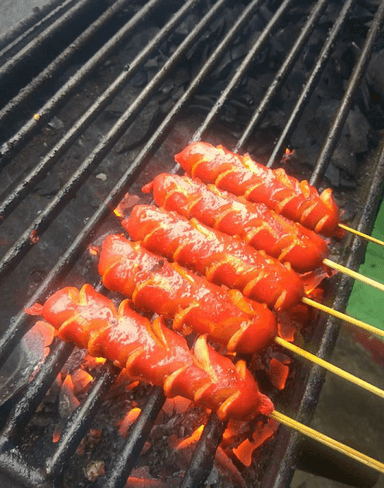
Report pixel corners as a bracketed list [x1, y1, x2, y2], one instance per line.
[270, 410, 384, 474]
[323, 258, 384, 292]
[338, 223, 384, 247]
[302, 297, 384, 339]
[275, 336, 384, 399]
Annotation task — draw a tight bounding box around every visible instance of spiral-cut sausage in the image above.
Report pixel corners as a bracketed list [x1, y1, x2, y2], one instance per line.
[98, 234, 277, 355]
[174, 142, 342, 238]
[26, 284, 274, 420]
[142, 173, 329, 273]
[123, 205, 304, 312]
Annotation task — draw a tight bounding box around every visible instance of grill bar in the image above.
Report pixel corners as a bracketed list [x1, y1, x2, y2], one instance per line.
[0, 0, 133, 130]
[311, 0, 384, 186]
[181, 413, 227, 488]
[235, 0, 336, 153]
[0, 1, 383, 487]
[120, 0, 263, 171]
[0, 0, 199, 221]
[0, 0, 164, 165]
[192, 0, 294, 142]
[45, 362, 119, 481]
[262, 136, 384, 488]
[0, 449, 50, 488]
[266, 0, 357, 167]
[103, 387, 165, 488]
[0, 0, 76, 60]
[0, 0, 257, 366]
[1, 340, 74, 445]
[0, 0, 96, 89]
[0, 0, 227, 283]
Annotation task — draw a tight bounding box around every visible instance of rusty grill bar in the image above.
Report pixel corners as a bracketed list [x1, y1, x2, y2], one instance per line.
[0, 0, 383, 487]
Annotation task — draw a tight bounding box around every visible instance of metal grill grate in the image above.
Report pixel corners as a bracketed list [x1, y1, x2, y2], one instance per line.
[0, 0, 383, 487]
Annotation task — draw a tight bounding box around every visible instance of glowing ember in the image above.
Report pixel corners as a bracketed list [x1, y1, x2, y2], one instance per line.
[88, 245, 99, 256]
[52, 428, 61, 444]
[126, 476, 171, 487]
[163, 396, 192, 416]
[113, 207, 123, 218]
[23, 320, 55, 366]
[62, 374, 77, 397]
[175, 424, 204, 450]
[82, 355, 106, 369]
[252, 419, 279, 447]
[30, 229, 40, 244]
[281, 147, 295, 164]
[28, 320, 55, 344]
[162, 398, 174, 417]
[126, 467, 175, 488]
[117, 407, 141, 438]
[267, 357, 290, 390]
[276, 297, 317, 342]
[233, 419, 279, 466]
[301, 267, 336, 295]
[59, 374, 80, 420]
[113, 192, 141, 219]
[233, 439, 256, 467]
[221, 419, 249, 447]
[126, 380, 140, 391]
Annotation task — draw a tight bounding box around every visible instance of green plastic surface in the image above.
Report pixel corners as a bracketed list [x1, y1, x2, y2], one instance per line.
[347, 202, 384, 337]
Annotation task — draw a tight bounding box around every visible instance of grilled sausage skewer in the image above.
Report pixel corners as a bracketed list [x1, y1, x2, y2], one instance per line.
[98, 234, 278, 355]
[26, 285, 384, 474]
[174, 141, 342, 238]
[177, 143, 384, 247]
[25, 284, 273, 421]
[176, 142, 384, 246]
[143, 173, 384, 294]
[120, 206, 384, 398]
[142, 173, 328, 274]
[99, 233, 384, 352]
[97, 233, 384, 398]
[123, 204, 305, 312]
[123, 204, 384, 334]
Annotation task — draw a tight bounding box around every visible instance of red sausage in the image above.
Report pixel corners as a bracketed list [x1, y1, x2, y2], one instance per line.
[174, 142, 342, 237]
[123, 204, 305, 312]
[98, 234, 277, 355]
[26, 284, 273, 420]
[142, 173, 329, 273]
